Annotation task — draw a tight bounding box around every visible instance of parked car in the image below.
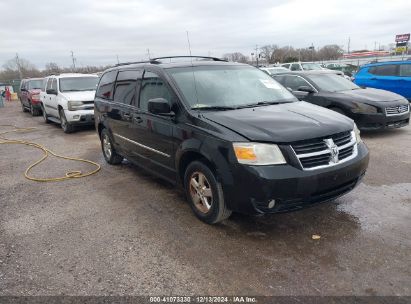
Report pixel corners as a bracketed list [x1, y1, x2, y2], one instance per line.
[326, 63, 358, 77]
[281, 62, 350, 80]
[260, 66, 289, 75]
[40, 73, 99, 133]
[19, 78, 45, 116]
[353, 60, 411, 101]
[273, 71, 410, 130]
[94, 56, 369, 224]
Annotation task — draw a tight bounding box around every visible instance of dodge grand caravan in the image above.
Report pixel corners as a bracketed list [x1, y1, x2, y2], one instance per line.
[94, 56, 369, 224]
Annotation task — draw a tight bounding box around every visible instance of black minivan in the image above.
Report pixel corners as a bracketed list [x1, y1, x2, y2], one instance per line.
[94, 56, 369, 224]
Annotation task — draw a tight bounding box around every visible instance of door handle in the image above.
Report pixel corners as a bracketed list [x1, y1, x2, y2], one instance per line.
[370, 77, 377, 80]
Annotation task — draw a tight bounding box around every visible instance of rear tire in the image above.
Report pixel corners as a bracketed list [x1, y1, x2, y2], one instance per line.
[101, 128, 123, 165]
[184, 161, 232, 224]
[59, 108, 74, 133]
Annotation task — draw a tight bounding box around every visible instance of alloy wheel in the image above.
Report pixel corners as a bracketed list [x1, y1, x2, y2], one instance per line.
[102, 134, 112, 159]
[189, 171, 213, 214]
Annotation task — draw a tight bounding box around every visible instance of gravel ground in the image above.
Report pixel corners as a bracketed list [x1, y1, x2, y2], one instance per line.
[0, 101, 410, 296]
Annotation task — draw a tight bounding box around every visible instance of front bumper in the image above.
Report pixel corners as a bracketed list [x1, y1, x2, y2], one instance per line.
[222, 142, 369, 215]
[64, 109, 95, 125]
[353, 111, 410, 131]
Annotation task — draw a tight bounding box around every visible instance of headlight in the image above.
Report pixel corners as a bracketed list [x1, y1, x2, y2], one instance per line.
[354, 124, 362, 144]
[68, 100, 83, 111]
[233, 142, 286, 165]
[351, 103, 378, 114]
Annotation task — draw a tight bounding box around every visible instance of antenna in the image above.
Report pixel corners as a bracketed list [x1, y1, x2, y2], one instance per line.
[186, 31, 193, 56]
[186, 31, 199, 108]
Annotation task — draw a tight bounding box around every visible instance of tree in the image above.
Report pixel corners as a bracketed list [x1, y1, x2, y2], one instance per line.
[223, 52, 249, 63]
[1, 56, 41, 80]
[44, 62, 60, 75]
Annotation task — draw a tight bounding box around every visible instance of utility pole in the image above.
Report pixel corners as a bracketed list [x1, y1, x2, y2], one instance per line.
[70, 51, 76, 71]
[255, 45, 259, 67]
[116, 55, 120, 64]
[147, 48, 151, 59]
[347, 37, 351, 54]
[15, 53, 22, 79]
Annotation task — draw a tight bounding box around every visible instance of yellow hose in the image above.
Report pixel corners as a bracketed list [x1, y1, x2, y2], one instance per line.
[0, 125, 101, 182]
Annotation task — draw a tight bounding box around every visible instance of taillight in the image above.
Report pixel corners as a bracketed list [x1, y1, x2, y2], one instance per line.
[32, 94, 40, 101]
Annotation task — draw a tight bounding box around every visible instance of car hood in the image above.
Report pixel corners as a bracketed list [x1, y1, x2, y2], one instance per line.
[337, 88, 405, 102]
[60, 91, 96, 101]
[201, 102, 354, 143]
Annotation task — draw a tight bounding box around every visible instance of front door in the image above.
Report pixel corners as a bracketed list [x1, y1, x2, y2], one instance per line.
[128, 70, 175, 180]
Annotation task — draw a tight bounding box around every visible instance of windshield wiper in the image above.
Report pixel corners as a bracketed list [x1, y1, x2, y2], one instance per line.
[191, 106, 236, 111]
[236, 100, 292, 109]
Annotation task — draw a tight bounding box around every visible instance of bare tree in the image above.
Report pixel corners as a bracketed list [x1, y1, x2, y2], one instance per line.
[44, 62, 61, 75]
[223, 52, 249, 63]
[2, 57, 41, 79]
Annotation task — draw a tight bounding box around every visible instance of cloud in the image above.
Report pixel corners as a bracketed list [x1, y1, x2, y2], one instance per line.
[0, 0, 410, 68]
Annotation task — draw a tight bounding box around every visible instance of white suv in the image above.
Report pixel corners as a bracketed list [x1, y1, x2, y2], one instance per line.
[40, 73, 99, 133]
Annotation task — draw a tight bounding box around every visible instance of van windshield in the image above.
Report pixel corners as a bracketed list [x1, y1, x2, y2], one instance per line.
[167, 65, 296, 109]
[59, 77, 99, 92]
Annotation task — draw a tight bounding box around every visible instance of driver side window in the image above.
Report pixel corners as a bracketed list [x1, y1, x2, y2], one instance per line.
[284, 76, 311, 91]
[139, 71, 172, 112]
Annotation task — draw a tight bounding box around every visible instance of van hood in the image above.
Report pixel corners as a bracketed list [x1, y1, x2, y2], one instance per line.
[202, 101, 354, 143]
[60, 90, 96, 101]
[336, 88, 405, 103]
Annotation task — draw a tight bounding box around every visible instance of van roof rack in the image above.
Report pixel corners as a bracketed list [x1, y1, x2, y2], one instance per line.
[115, 59, 160, 66]
[152, 56, 227, 62]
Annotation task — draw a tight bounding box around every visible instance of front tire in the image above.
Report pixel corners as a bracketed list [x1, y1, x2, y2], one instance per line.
[59, 108, 74, 133]
[30, 102, 41, 116]
[21, 102, 28, 112]
[184, 161, 232, 224]
[42, 104, 51, 123]
[101, 128, 123, 165]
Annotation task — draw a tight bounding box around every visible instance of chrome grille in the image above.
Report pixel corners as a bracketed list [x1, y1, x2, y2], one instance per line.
[291, 131, 358, 170]
[385, 104, 409, 116]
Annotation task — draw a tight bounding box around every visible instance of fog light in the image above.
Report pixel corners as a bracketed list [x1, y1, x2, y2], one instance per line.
[73, 115, 80, 120]
[268, 199, 276, 209]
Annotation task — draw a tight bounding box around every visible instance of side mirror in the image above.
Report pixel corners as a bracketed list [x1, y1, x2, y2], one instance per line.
[46, 89, 57, 95]
[297, 86, 315, 93]
[148, 98, 173, 115]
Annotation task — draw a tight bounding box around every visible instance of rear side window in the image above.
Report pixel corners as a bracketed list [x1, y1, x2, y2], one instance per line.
[97, 71, 117, 100]
[139, 71, 172, 111]
[399, 64, 411, 77]
[113, 70, 142, 105]
[368, 65, 397, 76]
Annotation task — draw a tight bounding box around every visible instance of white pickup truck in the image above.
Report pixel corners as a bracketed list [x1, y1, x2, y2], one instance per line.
[40, 73, 99, 133]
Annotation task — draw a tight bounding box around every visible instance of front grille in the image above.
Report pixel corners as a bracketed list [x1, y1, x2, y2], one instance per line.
[291, 131, 357, 170]
[385, 104, 409, 116]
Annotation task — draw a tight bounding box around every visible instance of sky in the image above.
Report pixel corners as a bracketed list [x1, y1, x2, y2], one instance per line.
[0, 0, 410, 69]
